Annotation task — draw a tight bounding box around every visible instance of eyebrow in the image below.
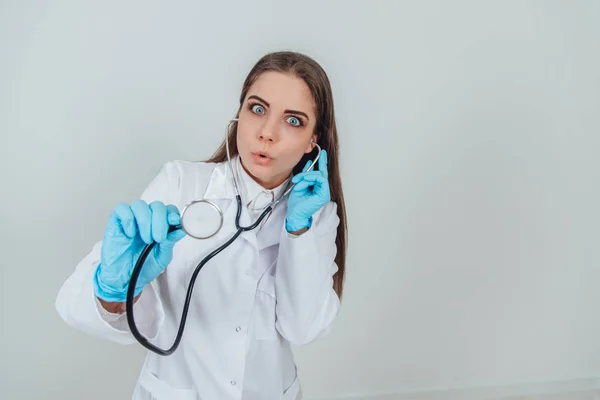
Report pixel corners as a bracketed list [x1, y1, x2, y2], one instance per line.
[247, 95, 310, 121]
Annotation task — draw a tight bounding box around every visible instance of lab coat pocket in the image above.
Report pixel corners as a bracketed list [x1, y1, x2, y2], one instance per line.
[255, 273, 278, 340]
[134, 370, 197, 400]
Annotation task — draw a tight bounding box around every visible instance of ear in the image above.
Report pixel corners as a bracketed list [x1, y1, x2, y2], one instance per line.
[304, 133, 318, 153]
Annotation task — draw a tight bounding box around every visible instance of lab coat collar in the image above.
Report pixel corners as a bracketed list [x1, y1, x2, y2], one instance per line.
[201, 155, 290, 251]
[235, 154, 291, 212]
[202, 158, 235, 204]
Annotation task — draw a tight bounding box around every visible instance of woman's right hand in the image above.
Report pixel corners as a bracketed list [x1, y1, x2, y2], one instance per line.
[93, 200, 186, 303]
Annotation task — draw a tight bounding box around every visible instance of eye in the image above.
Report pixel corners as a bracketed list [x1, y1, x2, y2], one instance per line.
[286, 116, 303, 127]
[251, 104, 265, 115]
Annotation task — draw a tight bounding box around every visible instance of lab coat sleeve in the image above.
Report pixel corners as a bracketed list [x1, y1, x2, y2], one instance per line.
[274, 201, 341, 346]
[55, 161, 181, 345]
[55, 240, 165, 344]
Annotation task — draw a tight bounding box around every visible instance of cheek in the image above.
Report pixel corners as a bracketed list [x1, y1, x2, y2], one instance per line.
[294, 131, 314, 151]
[236, 126, 252, 150]
[279, 136, 312, 166]
[236, 116, 262, 145]
[279, 135, 302, 151]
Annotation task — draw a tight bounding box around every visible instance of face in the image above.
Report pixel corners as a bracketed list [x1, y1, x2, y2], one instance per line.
[236, 71, 317, 189]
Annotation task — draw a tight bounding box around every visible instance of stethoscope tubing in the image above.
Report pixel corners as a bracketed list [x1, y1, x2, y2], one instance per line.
[126, 196, 273, 355]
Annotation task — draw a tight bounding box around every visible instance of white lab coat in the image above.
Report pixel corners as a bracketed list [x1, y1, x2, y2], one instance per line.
[55, 155, 341, 400]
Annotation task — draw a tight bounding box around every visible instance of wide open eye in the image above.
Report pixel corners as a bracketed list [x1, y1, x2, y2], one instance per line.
[286, 116, 303, 127]
[251, 104, 265, 115]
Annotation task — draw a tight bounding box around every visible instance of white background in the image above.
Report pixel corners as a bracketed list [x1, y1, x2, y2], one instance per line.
[1, 1, 599, 399]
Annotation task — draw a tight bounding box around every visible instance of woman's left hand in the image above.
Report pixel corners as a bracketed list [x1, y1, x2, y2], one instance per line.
[285, 149, 331, 233]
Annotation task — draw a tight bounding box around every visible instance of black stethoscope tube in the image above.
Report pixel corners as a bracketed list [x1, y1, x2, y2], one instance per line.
[125, 195, 272, 356]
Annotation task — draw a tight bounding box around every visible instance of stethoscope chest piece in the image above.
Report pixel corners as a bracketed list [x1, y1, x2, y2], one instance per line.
[180, 199, 223, 239]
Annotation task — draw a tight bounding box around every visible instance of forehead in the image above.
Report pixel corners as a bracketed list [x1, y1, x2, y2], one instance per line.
[246, 71, 315, 116]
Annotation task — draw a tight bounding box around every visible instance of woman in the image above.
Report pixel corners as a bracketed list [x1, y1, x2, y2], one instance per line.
[56, 50, 347, 400]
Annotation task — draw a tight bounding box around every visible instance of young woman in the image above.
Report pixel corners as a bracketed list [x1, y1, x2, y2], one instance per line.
[56, 50, 347, 400]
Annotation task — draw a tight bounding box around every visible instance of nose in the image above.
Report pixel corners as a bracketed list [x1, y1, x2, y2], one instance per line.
[258, 118, 279, 142]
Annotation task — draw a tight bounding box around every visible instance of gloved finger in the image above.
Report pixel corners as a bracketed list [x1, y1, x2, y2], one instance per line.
[318, 149, 328, 179]
[149, 201, 168, 243]
[302, 160, 312, 173]
[292, 179, 313, 193]
[291, 173, 303, 184]
[110, 203, 137, 238]
[130, 200, 153, 244]
[292, 169, 320, 184]
[295, 172, 327, 185]
[166, 204, 182, 226]
[164, 228, 186, 246]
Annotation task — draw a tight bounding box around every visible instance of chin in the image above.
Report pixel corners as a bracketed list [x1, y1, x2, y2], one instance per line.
[240, 153, 287, 188]
[248, 168, 267, 181]
[240, 155, 264, 177]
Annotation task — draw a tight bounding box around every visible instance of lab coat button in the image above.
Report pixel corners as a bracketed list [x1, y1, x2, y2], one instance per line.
[231, 380, 236, 386]
[235, 326, 241, 332]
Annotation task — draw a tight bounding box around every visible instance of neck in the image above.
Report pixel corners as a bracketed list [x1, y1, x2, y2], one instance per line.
[239, 158, 289, 190]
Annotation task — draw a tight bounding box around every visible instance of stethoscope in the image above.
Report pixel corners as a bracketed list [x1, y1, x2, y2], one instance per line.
[126, 118, 322, 356]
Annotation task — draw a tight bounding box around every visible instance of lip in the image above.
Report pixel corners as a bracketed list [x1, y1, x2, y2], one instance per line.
[251, 151, 273, 166]
[252, 151, 273, 159]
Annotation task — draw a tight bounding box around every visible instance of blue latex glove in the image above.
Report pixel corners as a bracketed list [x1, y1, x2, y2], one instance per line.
[286, 149, 331, 233]
[93, 200, 186, 302]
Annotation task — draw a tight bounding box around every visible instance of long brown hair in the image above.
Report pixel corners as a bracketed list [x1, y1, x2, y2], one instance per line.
[205, 51, 347, 300]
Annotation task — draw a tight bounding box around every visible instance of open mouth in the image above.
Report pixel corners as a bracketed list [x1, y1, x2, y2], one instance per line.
[252, 152, 272, 164]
